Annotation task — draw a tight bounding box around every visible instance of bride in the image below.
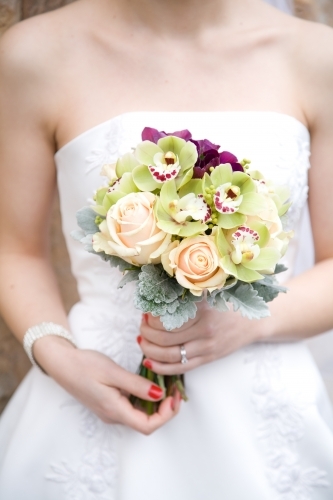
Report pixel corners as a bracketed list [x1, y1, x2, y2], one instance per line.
[0, 0, 333, 498]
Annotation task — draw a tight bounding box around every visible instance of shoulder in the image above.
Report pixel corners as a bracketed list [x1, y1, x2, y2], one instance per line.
[0, 2, 87, 89]
[286, 18, 333, 125]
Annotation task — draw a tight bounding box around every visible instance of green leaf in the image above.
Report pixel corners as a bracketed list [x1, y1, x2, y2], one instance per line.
[223, 283, 270, 319]
[160, 297, 197, 331]
[206, 290, 229, 312]
[137, 265, 184, 304]
[274, 263, 288, 274]
[252, 274, 288, 303]
[118, 269, 141, 288]
[76, 207, 99, 235]
[108, 255, 132, 272]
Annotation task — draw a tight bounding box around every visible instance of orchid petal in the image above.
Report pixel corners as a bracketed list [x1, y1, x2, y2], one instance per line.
[132, 164, 161, 192]
[135, 141, 162, 165]
[157, 136, 186, 157]
[217, 212, 247, 229]
[211, 164, 233, 187]
[178, 141, 198, 171]
[239, 193, 268, 215]
[116, 153, 140, 177]
[242, 247, 280, 271]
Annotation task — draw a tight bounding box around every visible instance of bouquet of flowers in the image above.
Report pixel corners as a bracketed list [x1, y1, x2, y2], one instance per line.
[73, 127, 292, 414]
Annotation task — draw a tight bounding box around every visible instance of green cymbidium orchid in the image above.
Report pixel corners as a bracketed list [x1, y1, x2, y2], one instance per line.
[202, 164, 269, 230]
[155, 179, 209, 237]
[215, 221, 281, 282]
[132, 136, 198, 192]
[247, 169, 291, 217]
[92, 153, 140, 217]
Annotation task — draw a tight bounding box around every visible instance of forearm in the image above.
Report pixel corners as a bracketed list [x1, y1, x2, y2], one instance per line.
[260, 258, 333, 342]
[0, 252, 70, 343]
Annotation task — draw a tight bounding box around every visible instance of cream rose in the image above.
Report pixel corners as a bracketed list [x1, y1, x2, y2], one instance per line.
[162, 236, 228, 296]
[93, 192, 171, 266]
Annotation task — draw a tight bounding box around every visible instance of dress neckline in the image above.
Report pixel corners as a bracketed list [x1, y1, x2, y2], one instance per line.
[55, 110, 310, 158]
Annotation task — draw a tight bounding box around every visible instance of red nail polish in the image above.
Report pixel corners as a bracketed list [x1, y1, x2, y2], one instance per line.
[148, 384, 163, 400]
[143, 359, 153, 370]
[137, 335, 142, 344]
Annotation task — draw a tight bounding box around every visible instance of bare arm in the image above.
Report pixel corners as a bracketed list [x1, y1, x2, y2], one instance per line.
[0, 20, 180, 432]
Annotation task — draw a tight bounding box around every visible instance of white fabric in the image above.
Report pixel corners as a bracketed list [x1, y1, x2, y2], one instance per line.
[0, 111, 333, 500]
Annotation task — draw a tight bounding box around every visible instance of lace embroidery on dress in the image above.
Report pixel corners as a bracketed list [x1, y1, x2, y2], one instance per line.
[273, 134, 311, 232]
[85, 117, 133, 175]
[246, 344, 329, 499]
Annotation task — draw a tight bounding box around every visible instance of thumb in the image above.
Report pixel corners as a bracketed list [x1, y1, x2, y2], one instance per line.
[113, 366, 164, 402]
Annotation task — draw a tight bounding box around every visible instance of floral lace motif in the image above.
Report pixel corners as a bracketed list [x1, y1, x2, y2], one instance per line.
[85, 118, 133, 175]
[246, 344, 329, 499]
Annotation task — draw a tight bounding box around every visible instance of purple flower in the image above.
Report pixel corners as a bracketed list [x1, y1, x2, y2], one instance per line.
[141, 127, 192, 143]
[193, 147, 243, 179]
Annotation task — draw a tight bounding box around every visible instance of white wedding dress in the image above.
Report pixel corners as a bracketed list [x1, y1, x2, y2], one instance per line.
[1, 111, 333, 500]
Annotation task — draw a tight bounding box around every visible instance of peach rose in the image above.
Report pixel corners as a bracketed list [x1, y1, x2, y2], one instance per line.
[162, 236, 228, 296]
[93, 192, 171, 266]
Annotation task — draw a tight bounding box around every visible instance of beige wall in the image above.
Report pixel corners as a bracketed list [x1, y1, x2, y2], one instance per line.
[0, 0, 332, 414]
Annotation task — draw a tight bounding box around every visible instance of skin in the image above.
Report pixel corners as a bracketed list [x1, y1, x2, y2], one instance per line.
[1, 0, 333, 434]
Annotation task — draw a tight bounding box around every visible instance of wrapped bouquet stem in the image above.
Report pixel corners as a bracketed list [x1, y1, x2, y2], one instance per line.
[73, 126, 292, 414]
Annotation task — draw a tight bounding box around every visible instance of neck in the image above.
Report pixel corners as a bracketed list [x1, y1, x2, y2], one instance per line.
[115, 0, 261, 37]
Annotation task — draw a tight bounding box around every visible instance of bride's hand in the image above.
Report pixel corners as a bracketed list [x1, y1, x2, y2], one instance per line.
[139, 303, 265, 374]
[33, 336, 181, 434]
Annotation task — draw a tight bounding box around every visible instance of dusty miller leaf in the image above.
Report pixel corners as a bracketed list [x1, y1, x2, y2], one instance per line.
[207, 290, 229, 312]
[137, 265, 183, 304]
[274, 263, 288, 274]
[133, 291, 169, 316]
[160, 298, 197, 331]
[76, 207, 99, 235]
[223, 283, 270, 319]
[118, 269, 141, 289]
[252, 274, 288, 303]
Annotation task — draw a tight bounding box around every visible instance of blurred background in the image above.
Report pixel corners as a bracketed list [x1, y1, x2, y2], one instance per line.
[0, 0, 332, 415]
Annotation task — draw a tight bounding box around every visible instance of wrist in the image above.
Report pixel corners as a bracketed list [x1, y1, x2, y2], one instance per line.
[33, 335, 77, 375]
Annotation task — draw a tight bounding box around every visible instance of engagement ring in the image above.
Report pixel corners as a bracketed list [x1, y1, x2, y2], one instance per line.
[180, 345, 188, 364]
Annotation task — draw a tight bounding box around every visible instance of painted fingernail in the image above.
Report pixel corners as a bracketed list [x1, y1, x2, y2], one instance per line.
[148, 384, 163, 400]
[142, 313, 148, 323]
[137, 335, 142, 344]
[143, 359, 153, 370]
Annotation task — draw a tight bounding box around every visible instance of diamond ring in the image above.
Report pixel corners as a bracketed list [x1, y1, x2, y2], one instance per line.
[180, 344, 188, 364]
